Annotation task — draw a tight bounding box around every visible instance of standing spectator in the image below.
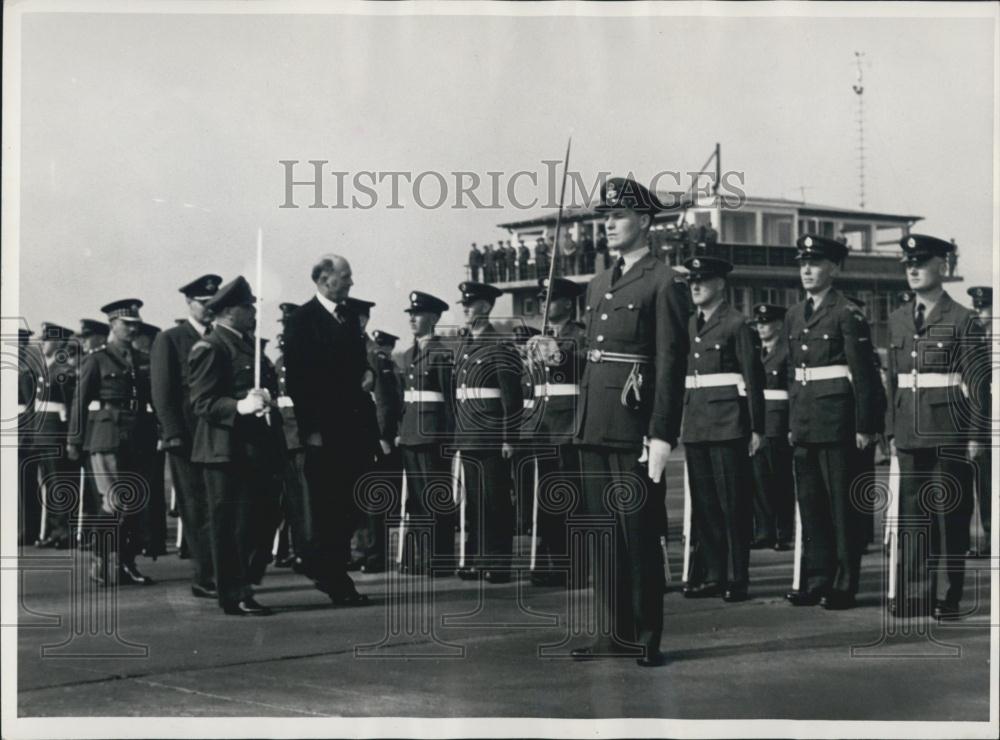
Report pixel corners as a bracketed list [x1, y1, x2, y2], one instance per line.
[595, 225, 609, 270]
[534, 237, 550, 280]
[580, 228, 595, 273]
[517, 239, 530, 280]
[504, 240, 517, 282]
[468, 242, 483, 282]
[561, 231, 578, 275]
[495, 242, 507, 282]
[704, 223, 719, 247]
[948, 239, 958, 277]
[483, 243, 497, 283]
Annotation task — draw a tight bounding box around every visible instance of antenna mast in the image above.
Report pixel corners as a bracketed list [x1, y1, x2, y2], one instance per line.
[852, 51, 866, 208]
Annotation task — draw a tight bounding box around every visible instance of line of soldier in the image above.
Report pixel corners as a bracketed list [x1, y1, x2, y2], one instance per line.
[467, 229, 613, 284]
[16, 176, 992, 644]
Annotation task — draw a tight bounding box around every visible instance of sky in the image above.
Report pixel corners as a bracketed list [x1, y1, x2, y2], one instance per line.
[11, 4, 997, 350]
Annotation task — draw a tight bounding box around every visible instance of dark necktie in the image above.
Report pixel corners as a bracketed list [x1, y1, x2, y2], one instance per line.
[334, 304, 346, 324]
[610, 257, 624, 286]
[761, 345, 769, 358]
[696, 311, 706, 333]
[804, 297, 815, 321]
[914, 303, 925, 332]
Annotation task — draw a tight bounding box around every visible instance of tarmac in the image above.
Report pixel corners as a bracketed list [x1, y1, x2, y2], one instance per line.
[14, 459, 994, 720]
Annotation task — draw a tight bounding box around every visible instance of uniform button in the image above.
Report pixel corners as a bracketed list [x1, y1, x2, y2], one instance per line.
[694, 353, 700, 359]
[715, 344, 720, 350]
[409, 374, 414, 379]
[694, 337, 701, 343]
[913, 334, 919, 340]
[601, 314, 608, 320]
[463, 354, 469, 359]
[771, 370, 777, 375]
[801, 345, 808, 351]
[937, 342, 943, 348]
[596, 335, 604, 342]
[605, 293, 613, 300]
[823, 334, 829, 340]
[911, 351, 917, 358]
[803, 329, 809, 334]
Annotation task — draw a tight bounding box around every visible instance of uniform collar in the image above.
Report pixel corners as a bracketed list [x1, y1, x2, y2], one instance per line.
[188, 316, 209, 336]
[807, 285, 833, 310]
[215, 322, 244, 341]
[618, 246, 646, 275]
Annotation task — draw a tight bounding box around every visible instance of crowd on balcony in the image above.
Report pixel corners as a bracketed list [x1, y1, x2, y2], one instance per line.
[466, 221, 723, 283]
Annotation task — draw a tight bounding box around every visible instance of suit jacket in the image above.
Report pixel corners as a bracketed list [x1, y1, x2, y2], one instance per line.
[574, 251, 689, 449]
[526, 320, 586, 445]
[885, 291, 988, 449]
[451, 323, 523, 446]
[681, 303, 765, 444]
[282, 296, 372, 448]
[398, 336, 455, 447]
[150, 320, 204, 445]
[187, 325, 284, 469]
[371, 346, 403, 443]
[761, 338, 790, 439]
[69, 340, 155, 454]
[786, 289, 878, 444]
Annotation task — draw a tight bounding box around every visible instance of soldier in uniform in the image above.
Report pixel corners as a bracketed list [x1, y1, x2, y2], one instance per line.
[452, 281, 523, 582]
[966, 285, 991, 557]
[680, 257, 764, 602]
[133, 322, 167, 558]
[517, 240, 530, 281]
[504, 241, 518, 282]
[885, 237, 987, 619]
[67, 299, 157, 586]
[468, 242, 483, 283]
[484, 243, 498, 283]
[750, 304, 794, 551]
[273, 301, 309, 570]
[150, 274, 221, 599]
[571, 177, 689, 667]
[534, 237, 550, 281]
[78, 319, 109, 354]
[188, 276, 285, 616]
[397, 291, 456, 574]
[33, 323, 78, 549]
[784, 235, 879, 610]
[18, 328, 43, 547]
[524, 277, 586, 586]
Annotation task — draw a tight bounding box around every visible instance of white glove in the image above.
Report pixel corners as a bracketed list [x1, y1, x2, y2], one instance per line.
[237, 390, 268, 416]
[647, 438, 673, 483]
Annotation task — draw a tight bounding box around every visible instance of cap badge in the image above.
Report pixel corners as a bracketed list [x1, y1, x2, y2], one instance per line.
[803, 236, 813, 248]
[692, 258, 701, 269]
[907, 237, 916, 248]
[606, 183, 618, 202]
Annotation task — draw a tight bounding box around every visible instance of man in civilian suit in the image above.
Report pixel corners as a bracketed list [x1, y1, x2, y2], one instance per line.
[151, 274, 221, 599]
[282, 254, 372, 606]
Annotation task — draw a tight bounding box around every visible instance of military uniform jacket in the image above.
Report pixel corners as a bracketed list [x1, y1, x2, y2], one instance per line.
[575, 252, 689, 449]
[187, 325, 285, 469]
[451, 324, 523, 446]
[33, 358, 77, 437]
[399, 336, 454, 447]
[785, 289, 879, 444]
[885, 291, 988, 449]
[150, 320, 204, 444]
[275, 354, 301, 451]
[527, 320, 586, 445]
[681, 303, 765, 444]
[371, 346, 403, 444]
[69, 341, 155, 453]
[761, 338, 790, 439]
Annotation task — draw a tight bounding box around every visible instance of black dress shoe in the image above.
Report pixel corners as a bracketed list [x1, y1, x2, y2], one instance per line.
[329, 590, 371, 607]
[820, 592, 855, 610]
[636, 650, 668, 668]
[570, 646, 597, 662]
[484, 570, 511, 584]
[36, 536, 58, 549]
[361, 560, 385, 574]
[191, 584, 218, 599]
[933, 600, 961, 620]
[786, 590, 821, 606]
[456, 567, 479, 580]
[119, 562, 154, 585]
[723, 586, 749, 602]
[773, 540, 792, 552]
[222, 597, 272, 616]
[683, 582, 721, 599]
[274, 554, 296, 568]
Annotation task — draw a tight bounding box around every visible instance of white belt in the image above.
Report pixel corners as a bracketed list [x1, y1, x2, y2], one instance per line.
[685, 372, 747, 396]
[35, 401, 66, 415]
[277, 395, 295, 408]
[404, 390, 445, 403]
[897, 372, 961, 389]
[764, 389, 789, 401]
[523, 399, 536, 409]
[17, 403, 27, 414]
[538, 383, 579, 398]
[87, 401, 153, 413]
[455, 387, 502, 401]
[794, 365, 851, 385]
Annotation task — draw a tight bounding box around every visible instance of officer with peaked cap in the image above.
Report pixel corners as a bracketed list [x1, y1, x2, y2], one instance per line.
[360, 328, 403, 573]
[784, 235, 879, 610]
[571, 177, 689, 667]
[966, 285, 992, 557]
[884, 236, 988, 618]
[32, 323, 77, 549]
[78, 319, 110, 354]
[397, 291, 457, 575]
[522, 277, 587, 586]
[750, 304, 795, 552]
[150, 274, 222, 598]
[68, 299, 157, 586]
[188, 276, 286, 615]
[679, 257, 765, 602]
[450, 281, 522, 582]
